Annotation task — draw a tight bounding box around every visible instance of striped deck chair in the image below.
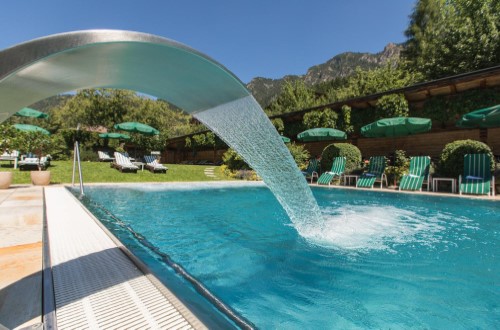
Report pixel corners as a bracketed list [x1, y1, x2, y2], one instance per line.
[317, 157, 346, 186]
[399, 156, 431, 191]
[302, 158, 319, 183]
[143, 155, 168, 173]
[356, 156, 387, 189]
[459, 154, 494, 196]
[97, 150, 114, 162]
[113, 152, 139, 173]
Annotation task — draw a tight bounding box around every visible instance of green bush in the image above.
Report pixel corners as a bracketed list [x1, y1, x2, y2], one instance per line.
[222, 148, 250, 171]
[439, 139, 494, 177]
[287, 143, 310, 170]
[321, 143, 361, 174]
[385, 150, 410, 185]
[78, 148, 99, 162]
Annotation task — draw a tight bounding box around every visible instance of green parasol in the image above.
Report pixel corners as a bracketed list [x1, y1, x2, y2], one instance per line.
[99, 132, 130, 140]
[361, 117, 431, 138]
[114, 122, 159, 135]
[456, 104, 500, 128]
[13, 123, 50, 135]
[15, 107, 49, 119]
[297, 128, 347, 142]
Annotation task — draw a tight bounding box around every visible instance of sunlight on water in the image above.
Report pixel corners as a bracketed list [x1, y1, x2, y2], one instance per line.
[298, 205, 452, 252]
[195, 95, 324, 229]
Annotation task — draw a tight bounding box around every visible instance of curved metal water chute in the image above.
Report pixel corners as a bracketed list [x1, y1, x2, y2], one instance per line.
[0, 30, 323, 228]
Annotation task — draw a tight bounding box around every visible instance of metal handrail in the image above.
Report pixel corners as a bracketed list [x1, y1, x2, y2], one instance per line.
[71, 125, 84, 197]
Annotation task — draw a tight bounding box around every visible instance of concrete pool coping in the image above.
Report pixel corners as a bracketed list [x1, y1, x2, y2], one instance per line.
[0, 181, 498, 329]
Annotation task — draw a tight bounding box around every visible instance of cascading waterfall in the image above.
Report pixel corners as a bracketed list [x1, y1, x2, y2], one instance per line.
[194, 95, 324, 235]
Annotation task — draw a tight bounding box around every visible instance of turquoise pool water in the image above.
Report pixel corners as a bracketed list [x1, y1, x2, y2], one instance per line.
[77, 183, 499, 329]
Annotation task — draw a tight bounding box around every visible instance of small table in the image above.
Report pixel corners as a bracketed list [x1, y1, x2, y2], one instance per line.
[433, 177, 457, 193]
[343, 175, 359, 186]
[132, 162, 145, 171]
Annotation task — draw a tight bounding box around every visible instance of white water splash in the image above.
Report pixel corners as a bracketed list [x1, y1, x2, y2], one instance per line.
[298, 205, 448, 252]
[194, 95, 324, 228]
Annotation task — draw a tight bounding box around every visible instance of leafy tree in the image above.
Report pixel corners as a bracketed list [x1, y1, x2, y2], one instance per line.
[325, 65, 420, 103]
[338, 105, 353, 133]
[266, 80, 324, 116]
[302, 108, 338, 129]
[376, 94, 409, 118]
[402, 0, 500, 80]
[0, 124, 19, 152]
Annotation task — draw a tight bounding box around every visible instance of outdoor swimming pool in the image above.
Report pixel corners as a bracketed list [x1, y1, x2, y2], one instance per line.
[76, 183, 499, 329]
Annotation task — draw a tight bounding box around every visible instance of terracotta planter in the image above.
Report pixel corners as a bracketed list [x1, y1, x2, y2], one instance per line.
[0, 172, 13, 189]
[30, 171, 51, 186]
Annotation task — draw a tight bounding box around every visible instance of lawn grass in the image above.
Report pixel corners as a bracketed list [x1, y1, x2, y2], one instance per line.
[0, 160, 225, 184]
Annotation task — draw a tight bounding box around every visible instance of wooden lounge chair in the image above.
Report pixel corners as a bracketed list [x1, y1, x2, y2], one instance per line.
[143, 155, 168, 173]
[97, 151, 115, 162]
[399, 156, 431, 191]
[317, 157, 346, 186]
[113, 152, 138, 173]
[302, 158, 319, 183]
[459, 153, 494, 196]
[356, 156, 387, 189]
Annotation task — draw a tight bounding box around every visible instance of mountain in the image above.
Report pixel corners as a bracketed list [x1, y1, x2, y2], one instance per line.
[247, 43, 402, 107]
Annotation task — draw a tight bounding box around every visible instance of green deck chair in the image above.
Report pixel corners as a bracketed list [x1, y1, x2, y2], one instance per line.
[317, 156, 346, 186]
[303, 158, 320, 183]
[399, 156, 431, 191]
[356, 156, 387, 189]
[459, 154, 494, 196]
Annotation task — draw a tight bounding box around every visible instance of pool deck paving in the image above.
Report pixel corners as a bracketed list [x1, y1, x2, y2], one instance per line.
[0, 182, 498, 329]
[0, 185, 207, 330]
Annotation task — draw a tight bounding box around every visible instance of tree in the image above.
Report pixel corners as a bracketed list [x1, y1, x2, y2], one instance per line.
[376, 94, 409, 118]
[402, 0, 500, 80]
[302, 108, 338, 129]
[266, 80, 324, 116]
[325, 65, 420, 103]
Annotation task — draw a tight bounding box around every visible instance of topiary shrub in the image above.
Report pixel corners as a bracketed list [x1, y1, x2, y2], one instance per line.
[439, 139, 494, 177]
[321, 143, 361, 174]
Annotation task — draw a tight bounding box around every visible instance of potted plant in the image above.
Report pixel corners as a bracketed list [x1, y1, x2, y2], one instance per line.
[0, 124, 19, 189]
[18, 131, 52, 186]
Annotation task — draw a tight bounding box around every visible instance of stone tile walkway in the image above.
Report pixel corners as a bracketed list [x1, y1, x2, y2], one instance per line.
[0, 186, 43, 330]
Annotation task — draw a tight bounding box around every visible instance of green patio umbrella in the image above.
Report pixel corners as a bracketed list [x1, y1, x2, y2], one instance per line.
[456, 104, 500, 128]
[114, 122, 159, 135]
[281, 136, 291, 143]
[13, 123, 50, 135]
[297, 128, 347, 142]
[361, 117, 431, 138]
[99, 132, 130, 140]
[15, 107, 49, 119]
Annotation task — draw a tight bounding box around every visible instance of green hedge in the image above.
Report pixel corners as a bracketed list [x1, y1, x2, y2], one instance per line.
[321, 143, 361, 174]
[439, 139, 494, 177]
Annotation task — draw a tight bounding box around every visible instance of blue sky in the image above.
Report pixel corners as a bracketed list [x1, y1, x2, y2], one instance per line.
[1, 0, 415, 83]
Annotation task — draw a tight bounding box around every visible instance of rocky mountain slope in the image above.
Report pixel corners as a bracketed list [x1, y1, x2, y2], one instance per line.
[247, 43, 402, 107]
